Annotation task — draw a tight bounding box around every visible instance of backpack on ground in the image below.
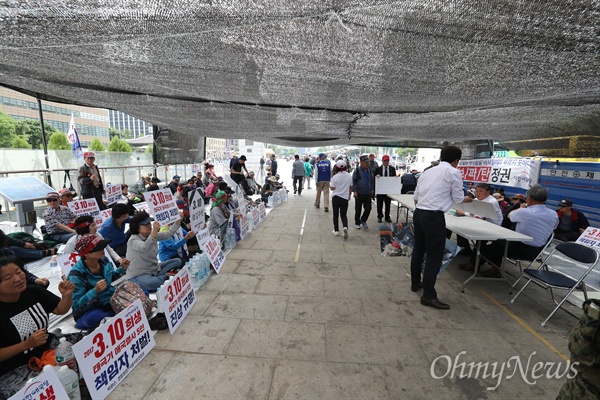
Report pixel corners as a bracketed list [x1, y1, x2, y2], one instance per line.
[110, 281, 155, 317]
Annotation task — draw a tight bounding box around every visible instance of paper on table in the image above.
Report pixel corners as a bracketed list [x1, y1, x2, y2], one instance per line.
[451, 199, 498, 220]
[375, 177, 402, 195]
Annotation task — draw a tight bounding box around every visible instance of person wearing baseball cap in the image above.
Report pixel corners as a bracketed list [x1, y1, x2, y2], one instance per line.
[168, 175, 181, 195]
[374, 155, 397, 223]
[555, 199, 590, 241]
[78, 150, 106, 210]
[42, 192, 76, 243]
[66, 235, 121, 329]
[58, 187, 76, 207]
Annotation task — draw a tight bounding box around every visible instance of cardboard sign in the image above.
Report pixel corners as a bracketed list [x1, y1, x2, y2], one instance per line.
[132, 201, 150, 214]
[576, 227, 600, 249]
[375, 177, 402, 195]
[239, 212, 249, 240]
[258, 202, 266, 221]
[157, 266, 197, 334]
[251, 207, 260, 227]
[145, 188, 179, 226]
[68, 198, 103, 227]
[105, 184, 122, 205]
[73, 299, 155, 400]
[9, 366, 69, 400]
[199, 237, 225, 274]
[189, 189, 206, 233]
[195, 227, 211, 247]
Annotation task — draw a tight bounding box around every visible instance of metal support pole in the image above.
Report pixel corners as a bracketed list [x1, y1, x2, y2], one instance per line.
[36, 95, 53, 187]
[152, 125, 160, 178]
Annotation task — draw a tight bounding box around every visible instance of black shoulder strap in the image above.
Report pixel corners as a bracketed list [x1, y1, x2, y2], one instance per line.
[68, 269, 94, 292]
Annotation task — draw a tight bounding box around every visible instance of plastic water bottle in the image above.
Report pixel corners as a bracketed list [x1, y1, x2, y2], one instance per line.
[247, 211, 254, 232]
[55, 337, 78, 375]
[56, 365, 81, 400]
[225, 228, 237, 250]
[50, 255, 60, 276]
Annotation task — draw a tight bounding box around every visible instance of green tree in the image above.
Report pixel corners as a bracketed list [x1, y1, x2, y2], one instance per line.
[89, 138, 106, 152]
[109, 127, 133, 140]
[11, 135, 31, 149]
[145, 144, 153, 154]
[395, 147, 417, 157]
[14, 119, 59, 149]
[0, 111, 17, 148]
[108, 136, 132, 152]
[48, 131, 71, 150]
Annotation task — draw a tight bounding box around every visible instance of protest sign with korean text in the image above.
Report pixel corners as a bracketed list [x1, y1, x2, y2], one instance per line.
[576, 227, 600, 250]
[158, 266, 197, 334]
[73, 299, 155, 400]
[101, 208, 112, 222]
[132, 202, 150, 214]
[239, 212, 249, 240]
[188, 189, 206, 233]
[258, 202, 266, 221]
[9, 365, 69, 400]
[251, 207, 260, 228]
[105, 184, 122, 206]
[195, 227, 211, 247]
[145, 188, 179, 226]
[199, 236, 225, 274]
[457, 158, 541, 189]
[68, 198, 103, 227]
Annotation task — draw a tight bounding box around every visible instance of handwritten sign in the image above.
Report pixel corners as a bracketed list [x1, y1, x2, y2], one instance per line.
[9, 366, 69, 400]
[73, 299, 155, 400]
[199, 236, 225, 274]
[188, 190, 205, 233]
[68, 198, 103, 227]
[576, 227, 600, 249]
[457, 158, 541, 189]
[375, 177, 402, 195]
[146, 188, 179, 226]
[105, 184, 122, 206]
[157, 266, 197, 334]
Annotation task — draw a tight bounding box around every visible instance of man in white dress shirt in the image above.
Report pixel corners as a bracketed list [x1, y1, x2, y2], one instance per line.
[411, 146, 472, 310]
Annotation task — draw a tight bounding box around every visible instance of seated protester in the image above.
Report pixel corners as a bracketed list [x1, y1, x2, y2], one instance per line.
[146, 176, 162, 192]
[478, 185, 559, 277]
[158, 225, 196, 262]
[98, 203, 131, 257]
[261, 176, 278, 203]
[492, 192, 509, 213]
[65, 215, 130, 268]
[67, 236, 125, 330]
[0, 248, 49, 288]
[555, 199, 590, 242]
[195, 172, 206, 190]
[42, 191, 76, 243]
[230, 155, 252, 194]
[0, 256, 74, 399]
[174, 182, 185, 202]
[246, 171, 262, 195]
[208, 191, 231, 244]
[58, 188, 75, 208]
[203, 162, 216, 185]
[205, 178, 219, 198]
[181, 179, 197, 201]
[125, 212, 182, 292]
[0, 229, 57, 261]
[272, 174, 285, 190]
[501, 194, 525, 229]
[115, 183, 140, 215]
[129, 175, 150, 197]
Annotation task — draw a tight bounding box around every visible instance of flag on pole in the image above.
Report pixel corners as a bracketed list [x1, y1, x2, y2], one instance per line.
[67, 114, 83, 159]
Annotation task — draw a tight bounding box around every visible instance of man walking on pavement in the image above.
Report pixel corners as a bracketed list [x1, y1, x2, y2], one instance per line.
[368, 153, 379, 174]
[352, 155, 375, 229]
[374, 155, 396, 223]
[292, 154, 305, 195]
[270, 154, 278, 176]
[314, 153, 331, 212]
[411, 146, 472, 310]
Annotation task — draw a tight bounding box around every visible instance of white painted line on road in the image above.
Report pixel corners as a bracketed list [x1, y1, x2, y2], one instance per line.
[295, 206, 308, 262]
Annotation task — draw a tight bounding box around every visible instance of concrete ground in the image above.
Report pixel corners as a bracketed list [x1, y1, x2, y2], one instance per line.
[108, 186, 582, 400]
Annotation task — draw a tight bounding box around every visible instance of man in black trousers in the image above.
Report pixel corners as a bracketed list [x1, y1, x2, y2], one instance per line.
[410, 146, 472, 310]
[374, 155, 396, 223]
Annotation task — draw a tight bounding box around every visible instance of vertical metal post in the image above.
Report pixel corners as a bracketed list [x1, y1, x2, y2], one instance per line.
[152, 125, 159, 178]
[36, 95, 53, 187]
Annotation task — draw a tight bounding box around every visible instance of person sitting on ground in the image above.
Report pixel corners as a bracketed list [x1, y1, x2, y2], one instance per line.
[261, 176, 278, 203]
[42, 192, 76, 243]
[208, 191, 231, 246]
[146, 176, 162, 192]
[203, 162, 215, 185]
[0, 248, 49, 288]
[98, 203, 131, 257]
[246, 171, 261, 195]
[0, 255, 74, 399]
[0, 229, 57, 261]
[115, 183, 139, 215]
[205, 177, 220, 198]
[129, 175, 150, 198]
[58, 188, 75, 208]
[501, 193, 526, 229]
[67, 236, 125, 330]
[554, 199, 590, 241]
[125, 212, 183, 292]
[65, 215, 130, 268]
[158, 225, 196, 263]
[182, 178, 197, 201]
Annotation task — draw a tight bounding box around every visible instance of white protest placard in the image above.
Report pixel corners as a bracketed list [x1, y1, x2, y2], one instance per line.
[101, 208, 112, 222]
[195, 227, 211, 247]
[457, 158, 541, 189]
[188, 189, 206, 233]
[106, 184, 122, 206]
[258, 202, 266, 221]
[191, 164, 200, 174]
[145, 188, 179, 226]
[132, 201, 150, 214]
[239, 212, 249, 240]
[157, 266, 197, 334]
[199, 236, 225, 274]
[576, 227, 600, 249]
[68, 198, 103, 227]
[375, 177, 402, 195]
[451, 199, 499, 220]
[9, 365, 69, 400]
[57, 252, 79, 276]
[73, 299, 155, 400]
[251, 207, 260, 228]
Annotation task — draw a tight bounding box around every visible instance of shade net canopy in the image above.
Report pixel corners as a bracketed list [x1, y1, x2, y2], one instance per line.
[0, 0, 598, 160]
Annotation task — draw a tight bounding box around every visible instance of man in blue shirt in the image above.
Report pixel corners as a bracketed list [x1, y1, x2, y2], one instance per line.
[352, 155, 375, 229]
[314, 153, 331, 211]
[98, 203, 131, 257]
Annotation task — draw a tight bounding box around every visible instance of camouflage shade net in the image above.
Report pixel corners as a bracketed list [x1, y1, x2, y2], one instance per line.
[0, 0, 598, 157]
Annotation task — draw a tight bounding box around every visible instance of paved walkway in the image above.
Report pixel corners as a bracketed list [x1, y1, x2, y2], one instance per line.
[108, 191, 580, 400]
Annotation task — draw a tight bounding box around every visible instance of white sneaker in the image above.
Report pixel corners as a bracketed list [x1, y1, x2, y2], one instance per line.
[332, 230, 340, 236]
[343, 227, 348, 239]
[355, 224, 361, 229]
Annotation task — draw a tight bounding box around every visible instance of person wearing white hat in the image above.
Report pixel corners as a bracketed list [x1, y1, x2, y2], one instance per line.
[77, 151, 106, 210]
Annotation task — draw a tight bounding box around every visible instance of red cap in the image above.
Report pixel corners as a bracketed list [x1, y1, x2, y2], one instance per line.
[83, 151, 95, 159]
[382, 155, 390, 161]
